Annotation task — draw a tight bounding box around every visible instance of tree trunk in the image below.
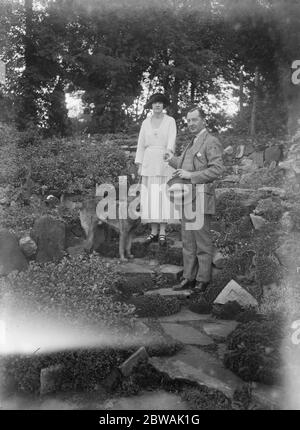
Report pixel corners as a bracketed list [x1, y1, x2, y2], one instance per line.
[17, 0, 37, 130]
[250, 67, 259, 137]
[239, 65, 244, 117]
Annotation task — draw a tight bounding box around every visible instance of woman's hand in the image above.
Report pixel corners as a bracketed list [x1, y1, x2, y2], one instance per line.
[164, 151, 173, 162]
[137, 164, 142, 176]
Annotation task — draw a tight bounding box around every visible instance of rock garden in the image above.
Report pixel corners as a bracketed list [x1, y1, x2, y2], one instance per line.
[1, 124, 300, 410]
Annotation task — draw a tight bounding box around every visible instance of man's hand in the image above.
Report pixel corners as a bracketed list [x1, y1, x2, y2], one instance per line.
[173, 169, 192, 179]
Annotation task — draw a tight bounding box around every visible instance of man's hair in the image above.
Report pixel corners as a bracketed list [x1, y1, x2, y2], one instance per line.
[186, 105, 205, 120]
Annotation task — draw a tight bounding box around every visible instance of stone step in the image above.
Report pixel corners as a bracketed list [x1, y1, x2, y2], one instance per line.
[160, 323, 214, 346]
[150, 345, 244, 399]
[156, 308, 214, 323]
[145, 287, 192, 298]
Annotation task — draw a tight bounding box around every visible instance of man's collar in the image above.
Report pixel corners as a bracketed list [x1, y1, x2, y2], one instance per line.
[197, 128, 206, 138]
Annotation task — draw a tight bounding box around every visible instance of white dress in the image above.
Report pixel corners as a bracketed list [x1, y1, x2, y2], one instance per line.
[135, 114, 180, 223]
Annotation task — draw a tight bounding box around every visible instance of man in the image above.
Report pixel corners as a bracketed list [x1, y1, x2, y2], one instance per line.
[165, 106, 224, 292]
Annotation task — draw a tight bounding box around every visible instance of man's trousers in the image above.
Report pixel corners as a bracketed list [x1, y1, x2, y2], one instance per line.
[181, 213, 213, 283]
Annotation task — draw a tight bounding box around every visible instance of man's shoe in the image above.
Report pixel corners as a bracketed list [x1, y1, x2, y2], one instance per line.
[194, 281, 209, 293]
[173, 278, 196, 291]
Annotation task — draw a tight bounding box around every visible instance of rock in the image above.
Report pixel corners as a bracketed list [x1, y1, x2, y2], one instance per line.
[264, 146, 282, 166]
[212, 250, 228, 269]
[118, 347, 149, 377]
[145, 287, 191, 298]
[31, 216, 66, 263]
[19, 236, 37, 258]
[159, 264, 183, 281]
[244, 143, 255, 156]
[117, 261, 155, 276]
[257, 187, 286, 199]
[235, 144, 245, 159]
[250, 214, 268, 230]
[0, 229, 28, 275]
[102, 368, 122, 391]
[249, 151, 264, 168]
[280, 212, 294, 232]
[150, 345, 243, 399]
[40, 364, 65, 395]
[161, 323, 214, 346]
[203, 321, 238, 339]
[67, 244, 86, 256]
[157, 308, 212, 323]
[239, 157, 255, 172]
[275, 235, 300, 269]
[224, 145, 234, 155]
[214, 280, 258, 307]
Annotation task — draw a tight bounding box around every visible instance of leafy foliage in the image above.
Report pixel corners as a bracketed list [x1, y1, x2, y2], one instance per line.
[224, 314, 285, 384]
[0, 253, 135, 329]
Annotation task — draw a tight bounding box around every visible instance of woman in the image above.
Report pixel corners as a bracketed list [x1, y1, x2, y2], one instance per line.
[135, 93, 177, 246]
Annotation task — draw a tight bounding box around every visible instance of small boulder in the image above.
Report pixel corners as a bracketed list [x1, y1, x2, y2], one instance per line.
[250, 213, 268, 230]
[224, 145, 234, 155]
[214, 280, 258, 307]
[31, 216, 66, 263]
[280, 212, 294, 232]
[40, 364, 65, 395]
[19, 236, 37, 258]
[235, 144, 245, 159]
[118, 347, 149, 377]
[212, 250, 228, 269]
[0, 229, 28, 275]
[249, 151, 264, 168]
[264, 145, 282, 166]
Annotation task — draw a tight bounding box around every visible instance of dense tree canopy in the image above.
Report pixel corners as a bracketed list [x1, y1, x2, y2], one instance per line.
[0, 0, 299, 135]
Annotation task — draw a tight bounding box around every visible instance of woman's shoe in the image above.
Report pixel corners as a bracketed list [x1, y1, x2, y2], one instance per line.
[144, 233, 158, 245]
[159, 234, 167, 247]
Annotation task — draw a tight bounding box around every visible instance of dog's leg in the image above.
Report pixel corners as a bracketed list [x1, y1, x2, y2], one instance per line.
[84, 216, 98, 252]
[125, 231, 134, 259]
[119, 228, 128, 261]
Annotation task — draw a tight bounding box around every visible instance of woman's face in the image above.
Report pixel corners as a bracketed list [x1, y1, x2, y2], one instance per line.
[152, 102, 164, 114]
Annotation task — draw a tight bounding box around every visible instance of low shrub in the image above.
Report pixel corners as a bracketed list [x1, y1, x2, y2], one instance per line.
[0, 253, 135, 330]
[128, 294, 181, 318]
[0, 348, 130, 394]
[224, 314, 285, 384]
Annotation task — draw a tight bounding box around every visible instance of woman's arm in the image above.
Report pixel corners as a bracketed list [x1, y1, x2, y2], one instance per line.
[167, 117, 177, 154]
[135, 121, 146, 165]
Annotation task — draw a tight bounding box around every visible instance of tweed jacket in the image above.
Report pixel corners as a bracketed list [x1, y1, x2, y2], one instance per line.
[168, 129, 224, 214]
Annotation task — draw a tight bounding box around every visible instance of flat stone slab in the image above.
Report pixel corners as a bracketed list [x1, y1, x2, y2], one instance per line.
[103, 391, 189, 410]
[117, 262, 155, 275]
[161, 323, 214, 346]
[202, 321, 238, 339]
[159, 264, 183, 280]
[150, 345, 243, 399]
[145, 287, 191, 298]
[157, 308, 213, 323]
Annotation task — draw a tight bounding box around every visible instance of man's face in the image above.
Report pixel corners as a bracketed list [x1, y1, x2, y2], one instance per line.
[187, 110, 204, 134]
[152, 102, 164, 113]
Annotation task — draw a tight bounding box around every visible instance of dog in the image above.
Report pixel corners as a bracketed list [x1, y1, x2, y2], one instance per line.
[60, 188, 141, 261]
